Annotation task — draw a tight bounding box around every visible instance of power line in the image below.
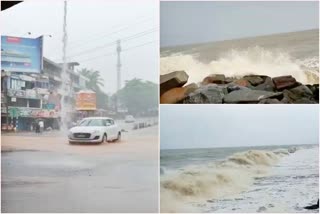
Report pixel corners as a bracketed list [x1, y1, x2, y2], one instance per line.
[67, 16, 153, 47]
[122, 40, 157, 52]
[78, 40, 158, 64]
[122, 28, 157, 42]
[50, 15, 154, 57]
[54, 28, 157, 61]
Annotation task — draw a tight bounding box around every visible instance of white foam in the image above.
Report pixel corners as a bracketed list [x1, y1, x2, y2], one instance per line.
[160, 149, 292, 212]
[161, 47, 319, 85]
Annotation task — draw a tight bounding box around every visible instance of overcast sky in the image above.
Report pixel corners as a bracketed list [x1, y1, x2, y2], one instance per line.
[160, 105, 319, 150]
[161, 1, 319, 47]
[1, 0, 158, 93]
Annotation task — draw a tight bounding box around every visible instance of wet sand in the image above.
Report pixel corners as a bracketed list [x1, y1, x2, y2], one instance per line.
[1, 125, 159, 213]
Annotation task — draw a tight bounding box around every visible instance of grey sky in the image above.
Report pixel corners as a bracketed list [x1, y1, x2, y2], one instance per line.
[1, 0, 158, 93]
[160, 105, 319, 150]
[160, 1, 319, 47]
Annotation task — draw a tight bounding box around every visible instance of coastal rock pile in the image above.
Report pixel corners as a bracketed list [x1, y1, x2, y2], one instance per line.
[160, 71, 319, 104]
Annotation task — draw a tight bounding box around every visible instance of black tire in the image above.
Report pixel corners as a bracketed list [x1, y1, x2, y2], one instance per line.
[116, 132, 121, 142]
[101, 134, 107, 143]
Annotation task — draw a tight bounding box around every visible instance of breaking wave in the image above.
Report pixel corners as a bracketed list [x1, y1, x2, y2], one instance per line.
[160, 46, 319, 85]
[160, 148, 295, 212]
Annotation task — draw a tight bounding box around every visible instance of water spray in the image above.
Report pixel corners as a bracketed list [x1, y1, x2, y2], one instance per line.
[60, 0, 70, 132]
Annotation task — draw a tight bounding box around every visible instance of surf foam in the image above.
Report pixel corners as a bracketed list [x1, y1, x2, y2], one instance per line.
[160, 46, 319, 85]
[160, 148, 294, 212]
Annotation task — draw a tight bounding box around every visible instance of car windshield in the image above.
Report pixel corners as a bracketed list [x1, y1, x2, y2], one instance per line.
[79, 119, 105, 127]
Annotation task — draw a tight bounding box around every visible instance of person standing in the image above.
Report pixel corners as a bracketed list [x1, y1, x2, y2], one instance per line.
[39, 120, 44, 133]
[35, 121, 40, 133]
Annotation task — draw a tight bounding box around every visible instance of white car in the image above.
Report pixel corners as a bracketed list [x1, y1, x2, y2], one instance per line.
[125, 115, 135, 123]
[68, 117, 121, 144]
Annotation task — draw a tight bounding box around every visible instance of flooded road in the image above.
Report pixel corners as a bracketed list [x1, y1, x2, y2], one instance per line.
[1, 120, 158, 213]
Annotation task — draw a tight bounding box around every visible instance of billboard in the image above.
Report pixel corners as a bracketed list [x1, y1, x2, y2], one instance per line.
[1, 36, 43, 73]
[76, 91, 97, 111]
[8, 107, 60, 118]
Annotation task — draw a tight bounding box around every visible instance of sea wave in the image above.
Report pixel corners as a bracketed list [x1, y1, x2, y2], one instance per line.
[160, 147, 297, 212]
[160, 46, 319, 85]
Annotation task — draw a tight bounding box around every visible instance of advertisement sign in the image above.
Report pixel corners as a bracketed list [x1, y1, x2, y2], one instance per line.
[76, 91, 96, 111]
[8, 107, 60, 118]
[1, 36, 43, 73]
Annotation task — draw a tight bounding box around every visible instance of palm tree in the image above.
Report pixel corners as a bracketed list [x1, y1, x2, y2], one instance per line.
[78, 68, 104, 92]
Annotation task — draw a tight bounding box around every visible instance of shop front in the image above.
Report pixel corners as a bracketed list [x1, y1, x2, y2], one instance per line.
[6, 107, 61, 131]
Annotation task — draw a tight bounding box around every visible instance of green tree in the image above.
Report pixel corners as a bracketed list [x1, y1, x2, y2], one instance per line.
[116, 78, 158, 115]
[78, 68, 104, 92]
[78, 68, 108, 110]
[96, 90, 109, 110]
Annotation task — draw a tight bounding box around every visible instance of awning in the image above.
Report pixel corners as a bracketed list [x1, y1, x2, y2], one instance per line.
[19, 75, 35, 82]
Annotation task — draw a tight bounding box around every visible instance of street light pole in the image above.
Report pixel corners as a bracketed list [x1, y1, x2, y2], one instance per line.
[115, 40, 121, 114]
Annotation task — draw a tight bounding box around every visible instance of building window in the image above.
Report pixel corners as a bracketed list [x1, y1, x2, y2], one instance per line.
[25, 81, 35, 90]
[10, 79, 25, 90]
[29, 99, 41, 108]
[35, 81, 49, 88]
[8, 98, 28, 107]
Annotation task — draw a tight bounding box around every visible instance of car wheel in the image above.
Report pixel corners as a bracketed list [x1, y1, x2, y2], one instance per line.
[101, 134, 107, 143]
[116, 132, 121, 142]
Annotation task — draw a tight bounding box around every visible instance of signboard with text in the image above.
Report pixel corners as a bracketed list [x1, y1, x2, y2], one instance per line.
[1, 36, 43, 73]
[8, 107, 60, 118]
[75, 91, 97, 111]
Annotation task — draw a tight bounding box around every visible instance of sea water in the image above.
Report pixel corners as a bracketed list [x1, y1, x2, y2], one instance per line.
[160, 144, 319, 213]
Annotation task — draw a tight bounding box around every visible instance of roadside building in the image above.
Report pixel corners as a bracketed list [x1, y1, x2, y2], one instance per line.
[1, 57, 88, 131]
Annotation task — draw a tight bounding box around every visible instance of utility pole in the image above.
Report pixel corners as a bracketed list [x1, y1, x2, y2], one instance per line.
[117, 39, 121, 92]
[115, 39, 121, 113]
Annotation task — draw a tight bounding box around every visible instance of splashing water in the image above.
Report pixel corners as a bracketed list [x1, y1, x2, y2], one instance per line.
[160, 146, 318, 213]
[160, 46, 319, 85]
[59, 0, 70, 133]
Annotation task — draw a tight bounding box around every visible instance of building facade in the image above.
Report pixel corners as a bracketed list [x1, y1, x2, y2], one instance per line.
[1, 57, 88, 131]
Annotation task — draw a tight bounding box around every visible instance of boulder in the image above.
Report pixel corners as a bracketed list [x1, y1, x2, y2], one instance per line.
[182, 84, 226, 104]
[282, 85, 317, 104]
[160, 71, 188, 95]
[306, 84, 319, 101]
[202, 74, 226, 85]
[226, 83, 251, 93]
[293, 98, 317, 104]
[225, 77, 235, 83]
[224, 89, 283, 103]
[290, 85, 314, 99]
[243, 75, 264, 86]
[254, 77, 275, 92]
[232, 79, 251, 87]
[160, 87, 188, 104]
[272, 75, 298, 90]
[258, 98, 282, 104]
[184, 83, 199, 95]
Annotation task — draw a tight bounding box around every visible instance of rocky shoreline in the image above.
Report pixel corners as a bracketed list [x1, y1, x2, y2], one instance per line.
[160, 71, 319, 104]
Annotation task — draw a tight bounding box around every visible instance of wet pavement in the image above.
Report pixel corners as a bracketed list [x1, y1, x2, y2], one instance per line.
[1, 119, 158, 213]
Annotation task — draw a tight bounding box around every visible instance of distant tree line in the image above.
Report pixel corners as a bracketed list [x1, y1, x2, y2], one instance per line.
[78, 69, 158, 115]
[78, 68, 108, 110]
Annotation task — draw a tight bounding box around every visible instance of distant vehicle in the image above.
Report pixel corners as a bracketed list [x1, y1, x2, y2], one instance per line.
[125, 115, 135, 123]
[68, 117, 121, 144]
